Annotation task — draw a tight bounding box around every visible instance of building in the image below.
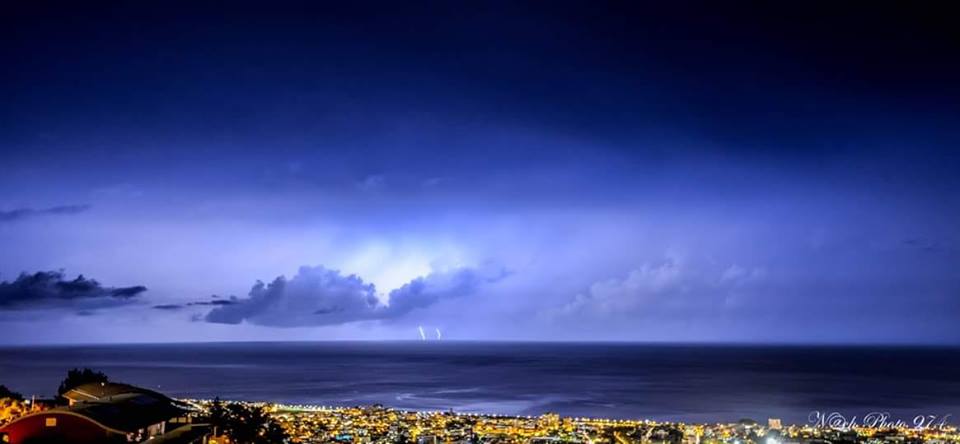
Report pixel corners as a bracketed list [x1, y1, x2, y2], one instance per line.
[0, 382, 207, 444]
[60, 382, 169, 406]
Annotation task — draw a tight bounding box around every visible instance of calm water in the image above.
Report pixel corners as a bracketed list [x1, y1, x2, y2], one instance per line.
[1, 342, 958, 424]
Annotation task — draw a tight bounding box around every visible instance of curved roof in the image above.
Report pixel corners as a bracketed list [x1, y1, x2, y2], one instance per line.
[62, 382, 172, 404]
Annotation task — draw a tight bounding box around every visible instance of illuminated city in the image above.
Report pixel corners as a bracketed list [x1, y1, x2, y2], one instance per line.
[194, 400, 960, 444]
[4, 377, 957, 444]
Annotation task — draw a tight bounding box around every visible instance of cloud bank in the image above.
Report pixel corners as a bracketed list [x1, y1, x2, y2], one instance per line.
[554, 259, 764, 318]
[204, 265, 504, 327]
[0, 271, 147, 312]
[0, 205, 91, 222]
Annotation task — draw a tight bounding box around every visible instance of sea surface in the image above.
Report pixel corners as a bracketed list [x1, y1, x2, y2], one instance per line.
[1, 342, 959, 425]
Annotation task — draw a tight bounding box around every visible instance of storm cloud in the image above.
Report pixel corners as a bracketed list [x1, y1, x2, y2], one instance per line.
[205, 265, 504, 327]
[0, 270, 147, 311]
[0, 205, 90, 222]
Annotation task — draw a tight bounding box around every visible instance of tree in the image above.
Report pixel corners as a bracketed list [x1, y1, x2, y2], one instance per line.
[57, 368, 109, 396]
[208, 397, 227, 430]
[205, 399, 288, 444]
[0, 385, 23, 402]
[0, 398, 28, 426]
[0, 386, 27, 426]
[261, 420, 289, 444]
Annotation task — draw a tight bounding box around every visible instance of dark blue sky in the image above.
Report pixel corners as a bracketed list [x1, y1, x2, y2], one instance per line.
[1, 1, 958, 344]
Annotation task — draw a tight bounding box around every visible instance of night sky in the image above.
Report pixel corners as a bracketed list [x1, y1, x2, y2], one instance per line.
[1, 1, 958, 344]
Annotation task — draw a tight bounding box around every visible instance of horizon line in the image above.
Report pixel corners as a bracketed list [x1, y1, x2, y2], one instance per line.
[2, 338, 958, 348]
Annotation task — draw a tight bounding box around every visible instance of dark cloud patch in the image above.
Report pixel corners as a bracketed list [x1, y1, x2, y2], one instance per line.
[902, 237, 957, 254]
[313, 307, 343, 315]
[205, 265, 505, 327]
[111, 286, 148, 298]
[0, 205, 91, 222]
[0, 271, 147, 312]
[152, 297, 238, 313]
[188, 297, 238, 307]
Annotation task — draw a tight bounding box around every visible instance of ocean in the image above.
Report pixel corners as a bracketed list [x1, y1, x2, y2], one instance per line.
[1, 342, 958, 425]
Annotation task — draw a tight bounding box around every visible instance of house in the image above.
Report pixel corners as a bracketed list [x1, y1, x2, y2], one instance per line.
[0, 382, 207, 444]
